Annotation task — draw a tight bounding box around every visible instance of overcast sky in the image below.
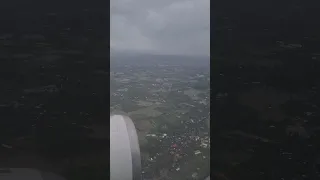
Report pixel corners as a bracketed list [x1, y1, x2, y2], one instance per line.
[111, 0, 210, 56]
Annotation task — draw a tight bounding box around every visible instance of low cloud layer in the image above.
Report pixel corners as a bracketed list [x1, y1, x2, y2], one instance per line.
[111, 0, 210, 56]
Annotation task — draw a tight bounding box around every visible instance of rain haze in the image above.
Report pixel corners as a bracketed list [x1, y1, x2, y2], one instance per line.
[110, 1, 210, 180]
[111, 0, 210, 56]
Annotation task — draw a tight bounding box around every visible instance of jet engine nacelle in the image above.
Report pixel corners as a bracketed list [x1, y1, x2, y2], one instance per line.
[110, 114, 141, 180]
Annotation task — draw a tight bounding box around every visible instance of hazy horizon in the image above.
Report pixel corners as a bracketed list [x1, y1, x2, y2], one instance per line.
[110, 49, 210, 58]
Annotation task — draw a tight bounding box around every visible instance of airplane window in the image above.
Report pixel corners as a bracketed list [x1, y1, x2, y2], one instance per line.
[111, 0, 210, 179]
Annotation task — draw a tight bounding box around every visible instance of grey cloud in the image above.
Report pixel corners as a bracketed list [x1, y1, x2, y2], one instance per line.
[111, 0, 210, 56]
